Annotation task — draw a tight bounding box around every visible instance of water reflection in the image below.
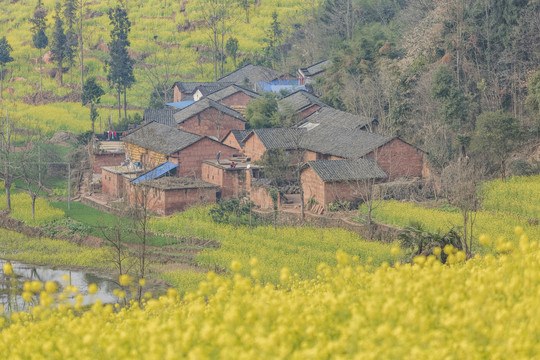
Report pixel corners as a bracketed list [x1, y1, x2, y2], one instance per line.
[0, 259, 122, 312]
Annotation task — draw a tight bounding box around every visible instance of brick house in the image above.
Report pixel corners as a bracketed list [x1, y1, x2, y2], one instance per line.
[242, 128, 306, 161]
[122, 122, 239, 178]
[298, 107, 377, 132]
[301, 159, 387, 207]
[278, 90, 326, 121]
[173, 98, 246, 141]
[221, 130, 251, 152]
[217, 64, 291, 91]
[206, 85, 259, 115]
[91, 140, 125, 174]
[143, 108, 181, 127]
[297, 59, 331, 85]
[101, 166, 142, 198]
[300, 125, 429, 180]
[126, 177, 218, 215]
[172, 81, 233, 102]
[201, 159, 261, 199]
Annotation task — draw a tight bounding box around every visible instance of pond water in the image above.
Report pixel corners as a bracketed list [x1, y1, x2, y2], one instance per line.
[0, 259, 122, 313]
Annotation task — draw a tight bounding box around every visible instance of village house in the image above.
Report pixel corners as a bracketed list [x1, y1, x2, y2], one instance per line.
[172, 81, 233, 102]
[221, 129, 251, 153]
[173, 98, 246, 141]
[201, 158, 262, 200]
[101, 165, 143, 198]
[122, 122, 238, 178]
[217, 64, 291, 91]
[91, 139, 125, 174]
[241, 128, 306, 162]
[278, 90, 326, 121]
[298, 106, 377, 132]
[297, 59, 331, 85]
[204, 85, 259, 114]
[301, 159, 387, 207]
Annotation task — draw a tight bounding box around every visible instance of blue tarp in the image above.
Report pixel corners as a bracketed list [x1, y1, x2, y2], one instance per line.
[166, 100, 195, 109]
[131, 161, 178, 184]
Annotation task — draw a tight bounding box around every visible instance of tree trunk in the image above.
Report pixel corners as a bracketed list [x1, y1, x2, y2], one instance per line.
[58, 60, 63, 87]
[124, 87, 128, 121]
[246, 7, 249, 24]
[39, 48, 43, 98]
[32, 195, 36, 220]
[5, 181, 11, 213]
[117, 88, 122, 122]
[80, 0, 84, 90]
[0, 66, 3, 99]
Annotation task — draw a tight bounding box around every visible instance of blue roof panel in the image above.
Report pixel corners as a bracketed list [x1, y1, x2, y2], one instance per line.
[166, 100, 195, 110]
[131, 161, 178, 184]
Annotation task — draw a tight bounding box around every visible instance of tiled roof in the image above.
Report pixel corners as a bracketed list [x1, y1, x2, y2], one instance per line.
[143, 108, 181, 127]
[301, 125, 393, 159]
[307, 158, 387, 182]
[242, 128, 307, 150]
[174, 98, 245, 124]
[139, 176, 219, 190]
[278, 90, 325, 113]
[123, 122, 203, 155]
[298, 107, 374, 130]
[299, 59, 330, 77]
[217, 64, 289, 86]
[173, 81, 233, 95]
[207, 85, 260, 102]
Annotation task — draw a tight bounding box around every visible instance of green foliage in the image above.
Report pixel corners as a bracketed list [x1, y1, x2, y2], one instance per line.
[50, 3, 67, 76]
[257, 148, 290, 186]
[245, 92, 280, 128]
[0, 37, 14, 67]
[209, 198, 258, 226]
[225, 37, 239, 67]
[431, 65, 468, 132]
[398, 222, 461, 263]
[262, 11, 282, 67]
[107, 5, 135, 91]
[471, 110, 522, 178]
[526, 70, 540, 131]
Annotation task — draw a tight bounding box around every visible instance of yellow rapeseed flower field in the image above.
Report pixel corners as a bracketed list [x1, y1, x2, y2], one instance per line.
[1, 230, 539, 358]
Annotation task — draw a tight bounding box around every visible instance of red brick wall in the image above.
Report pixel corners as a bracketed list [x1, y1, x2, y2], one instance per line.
[178, 108, 246, 141]
[201, 163, 249, 199]
[323, 181, 367, 206]
[301, 167, 325, 206]
[175, 138, 239, 178]
[251, 186, 280, 209]
[366, 138, 425, 180]
[102, 168, 123, 197]
[243, 135, 267, 161]
[173, 86, 187, 102]
[92, 153, 125, 174]
[297, 104, 321, 120]
[220, 92, 255, 108]
[163, 187, 216, 215]
[222, 132, 243, 151]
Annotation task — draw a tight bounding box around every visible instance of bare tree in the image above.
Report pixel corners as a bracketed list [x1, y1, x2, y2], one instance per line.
[0, 110, 18, 212]
[441, 158, 483, 258]
[19, 143, 48, 220]
[142, 47, 181, 108]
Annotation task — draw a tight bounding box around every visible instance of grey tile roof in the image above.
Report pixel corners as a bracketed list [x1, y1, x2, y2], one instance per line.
[301, 125, 393, 159]
[139, 176, 219, 190]
[217, 64, 289, 86]
[123, 122, 203, 155]
[278, 90, 325, 113]
[307, 158, 387, 182]
[207, 85, 260, 102]
[243, 128, 307, 150]
[143, 108, 181, 127]
[299, 59, 330, 77]
[298, 107, 374, 130]
[173, 81, 233, 95]
[174, 98, 245, 124]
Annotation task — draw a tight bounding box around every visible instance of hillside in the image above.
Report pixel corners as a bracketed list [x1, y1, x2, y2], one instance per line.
[0, 0, 316, 134]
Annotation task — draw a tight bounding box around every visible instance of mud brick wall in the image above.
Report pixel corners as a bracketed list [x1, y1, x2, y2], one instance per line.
[178, 108, 245, 141]
[92, 153, 124, 174]
[366, 138, 425, 180]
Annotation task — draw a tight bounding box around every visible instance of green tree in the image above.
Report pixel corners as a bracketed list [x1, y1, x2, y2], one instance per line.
[50, 3, 67, 86]
[63, 0, 78, 83]
[245, 93, 281, 128]
[262, 11, 283, 67]
[82, 77, 105, 133]
[226, 37, 239, 68]
[431, 65, 468, 133]
[107, 4, 135, 121]
[471, 110, 522, 180]
[30, 0, 48, 96]
[0, 37, 14, 99]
